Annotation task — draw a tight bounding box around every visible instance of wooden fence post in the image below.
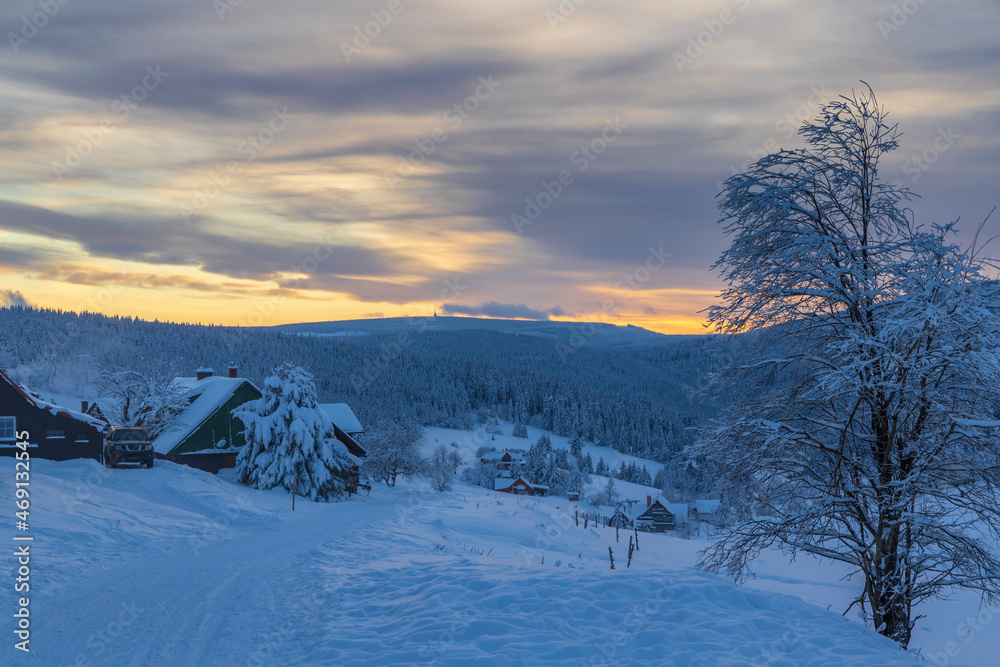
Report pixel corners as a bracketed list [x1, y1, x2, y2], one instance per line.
[634, 527, 639, 550]
[616, 525, 619, 542]
[627, 536, 634, 568]
[575, 510, 579, 527]
[608, 547, 615, 570]
[292, 480, 296, 511]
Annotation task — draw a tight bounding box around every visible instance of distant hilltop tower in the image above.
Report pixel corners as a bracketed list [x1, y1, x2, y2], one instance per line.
[434, 309, 437, 317]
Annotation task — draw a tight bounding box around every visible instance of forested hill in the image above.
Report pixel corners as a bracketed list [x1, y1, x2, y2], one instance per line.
[0, 307, 743, 461]
[275, 316, 673, 350]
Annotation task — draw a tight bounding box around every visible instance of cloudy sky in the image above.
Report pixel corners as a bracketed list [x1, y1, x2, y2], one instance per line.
[0, 0, 997, 333]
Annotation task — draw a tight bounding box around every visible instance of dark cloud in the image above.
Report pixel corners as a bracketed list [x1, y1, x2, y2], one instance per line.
[441, 301, 564, 321]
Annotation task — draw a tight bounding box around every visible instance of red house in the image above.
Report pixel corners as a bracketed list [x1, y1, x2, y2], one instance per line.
[494, 476, 548, 497]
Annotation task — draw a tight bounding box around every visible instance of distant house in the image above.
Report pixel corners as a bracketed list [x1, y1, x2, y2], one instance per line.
[495, 476, 547, 497]
[480, 448, 525, 472]
[84, 398, 117, 426]
[152, 367, 262, 474]
[0, 369, 106, 461]
[689, 499, 721, 523]
[633, 496, 688, 533]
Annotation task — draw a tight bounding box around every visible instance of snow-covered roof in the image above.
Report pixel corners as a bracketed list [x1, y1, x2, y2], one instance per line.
[318, 403, 363, 434]
[633, 497, 689, 523]
[0, 370, 107, 430]
[495, 476, 531, 491]
[694, 499, 721, 515]
[153, 376, 256, 455]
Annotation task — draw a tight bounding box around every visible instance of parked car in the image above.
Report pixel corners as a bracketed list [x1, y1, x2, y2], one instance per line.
[103, 426, 154, 468]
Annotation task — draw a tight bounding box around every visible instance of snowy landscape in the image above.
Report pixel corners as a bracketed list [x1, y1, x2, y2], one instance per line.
[3, 0, 999, 665]
[1, 419, 997, 665]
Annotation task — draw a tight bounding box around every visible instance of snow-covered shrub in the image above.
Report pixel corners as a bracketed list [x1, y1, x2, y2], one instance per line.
[234, 363, 354, 501]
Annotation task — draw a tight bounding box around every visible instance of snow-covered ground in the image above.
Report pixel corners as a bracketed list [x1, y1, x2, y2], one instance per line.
[1, 454, 931, 666]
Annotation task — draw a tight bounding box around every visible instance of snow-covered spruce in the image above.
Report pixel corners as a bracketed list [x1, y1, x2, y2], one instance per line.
[234, 363, 354, 501]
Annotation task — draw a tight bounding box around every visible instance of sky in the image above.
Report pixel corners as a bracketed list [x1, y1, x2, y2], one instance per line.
[0, 0, 997, 334]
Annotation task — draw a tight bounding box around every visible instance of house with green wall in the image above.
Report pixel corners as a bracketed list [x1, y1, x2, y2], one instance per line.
[153, 367, 262, 473]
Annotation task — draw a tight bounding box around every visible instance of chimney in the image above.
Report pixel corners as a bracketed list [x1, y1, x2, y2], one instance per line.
[228, 363, 238, 379]
[196, 367, 214, 381]
[646, 495, 652, 508]
[81, 401, 89, 414]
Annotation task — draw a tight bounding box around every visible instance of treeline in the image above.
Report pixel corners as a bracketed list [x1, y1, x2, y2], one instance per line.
[0, 306, 744, 461]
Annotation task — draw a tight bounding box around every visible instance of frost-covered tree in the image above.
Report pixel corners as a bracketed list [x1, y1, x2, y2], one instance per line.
[595, 458, 608, 476]
[427, 444, 454, 492]
[580, 452, 594, 475]
[512, 422, 529, 438]
[604, 477, 619, 506]
[363, 418, 423, 487]
[570, 433, 583, 458]
[85, 358, 187, 437]
[234, 363, 353, 501]
[690, 84, 1000, 648]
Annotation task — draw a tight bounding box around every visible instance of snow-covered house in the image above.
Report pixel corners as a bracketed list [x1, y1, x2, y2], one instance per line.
[0, 368, 106, 461]
[153, 368, 262, 473]
[495, 476, 547, 497]
[84, 397, 124, 426]
[318, 403, 363, 436]
[317, 402, 368, 484]
[689, 499, 721, 523]
[480, 448, 525, 472]
[633, 496, 688, 533]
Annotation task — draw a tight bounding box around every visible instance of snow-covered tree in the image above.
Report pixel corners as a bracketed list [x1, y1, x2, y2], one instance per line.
[427, 444, 454, 492]
[85, 358, 187, 437]
[570, 433, 583, 458]
[580, 452, 594, 474]
[603, 477, 619, 506]
[595, 458, 608, 476]
[512, 422, 529, 438]
[485, 417, 503, 436]
[362, 418, 423, 487]
[234, 363, 353, 501]
[690, 84, 1000, 648]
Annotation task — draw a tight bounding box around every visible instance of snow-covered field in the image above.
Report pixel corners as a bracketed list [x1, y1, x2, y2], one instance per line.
[0, 452, 939, 666]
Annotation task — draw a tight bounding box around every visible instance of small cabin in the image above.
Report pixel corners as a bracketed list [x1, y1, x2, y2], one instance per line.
[495, 476, 547, 497]
[633, 497, 688, 533]
[480, 448, 525, 472]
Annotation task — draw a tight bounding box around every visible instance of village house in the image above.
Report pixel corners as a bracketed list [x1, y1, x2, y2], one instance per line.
[0, 368, 106, 461]
[633, 496, 688, 533]
[495, 476, 548, 497]
[152, 366, 263, 473]
[689, 499, 722, 523]
[480, 448, 525, 472]
[319, 403, 367, 494]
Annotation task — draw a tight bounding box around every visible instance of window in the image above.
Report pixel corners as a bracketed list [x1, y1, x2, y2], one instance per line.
[46, 429, 65, 439]
[0, 417, 15, 441]
[75, 433, 90, 443]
